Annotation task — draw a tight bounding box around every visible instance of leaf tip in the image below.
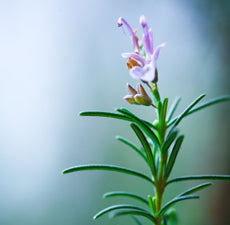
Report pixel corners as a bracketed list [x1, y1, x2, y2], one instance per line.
[62, 169, 68, 174]
[115, 135, 121, 140]
[79, 111, 85, 116]
[93, 215, 97, 220]
[102, 194, 107, 199]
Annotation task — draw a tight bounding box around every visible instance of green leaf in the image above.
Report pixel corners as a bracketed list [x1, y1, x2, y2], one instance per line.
[167, 97, 181, 122]
[167, 175, 230, 185]
[117, 108, 160, 147]
[111, 209, 156, 222]
[163, 215, 168, 225]
[167, 94, 226, 127]
[131, 123, 157, 179]
[80, 110, 157, 129]
[62, 164, 154, 184]
[167, 94, 206, 127]
[103, 191, 149, 205]
[148, 195, 155, 215]
[93, 204, 150, 220]
[162, 128, 178, 154]
[187, 95, 230, 115]
[158, 195, 199, 216]
[164, 136, 184, 179]
[179, 182, 212, 196]
[80, 111, 131, 121]
[131, 215, 144, 225]
[161, 98, 168, 124]
[116, 136, 149, 165]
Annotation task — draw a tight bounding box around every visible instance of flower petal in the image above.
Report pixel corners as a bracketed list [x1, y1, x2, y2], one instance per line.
[153, 43, 166, 62]
[139, 64, 155, 82]
[118, 17, 139, 53]
[129, 66, 146, 80]
[122, 53, 146, 66]
[148, 28, 154, 54]
[140, 15, 152, 59]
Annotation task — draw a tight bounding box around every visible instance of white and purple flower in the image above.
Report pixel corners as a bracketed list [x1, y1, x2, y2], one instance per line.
[118, 15, 165, 83]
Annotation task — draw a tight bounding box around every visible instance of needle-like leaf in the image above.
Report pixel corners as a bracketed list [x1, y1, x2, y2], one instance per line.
[111, 209, 156, 222]
[80, 111, 131, 121]
[103, 191, 149, 205]
[187, 95, 230, 115]
[164, 136, 184, 179]
[167, 94, 206, 127]
[79, 111, 157, 129]
[116, 136, 149, 165]
[167, 175, 230, 185]
[93, 204, 150, 220]
[167, 95, 229, 127]
[131, 215, 144, 225]
[162, 128, 178, 154]
[163, 214, 168, 225]
[178, 182, 212, 196]
[62, 164, 154, 184]
[161, 98, 168, 124]
[158, 195, 199, 216]
[131, 123, 157, 179]
[167, 97, 181, 122]
[117, 108, 160, 146]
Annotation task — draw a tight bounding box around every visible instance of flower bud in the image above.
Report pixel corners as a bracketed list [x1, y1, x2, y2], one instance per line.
[135, 83, 152, 106]
[137, 83, 148, 96]
[126, 83, 137, 96]
[134, 94, 152, 106]
[123, 95, 138, 104]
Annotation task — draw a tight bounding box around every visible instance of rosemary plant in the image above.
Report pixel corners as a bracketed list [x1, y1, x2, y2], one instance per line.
[63, 16, 230, 225]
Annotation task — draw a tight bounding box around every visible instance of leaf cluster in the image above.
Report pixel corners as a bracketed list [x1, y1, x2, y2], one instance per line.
[62, 95, 230, 225]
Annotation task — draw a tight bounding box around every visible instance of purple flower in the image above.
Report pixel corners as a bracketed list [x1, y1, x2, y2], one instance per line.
[118, 15, 165, 83]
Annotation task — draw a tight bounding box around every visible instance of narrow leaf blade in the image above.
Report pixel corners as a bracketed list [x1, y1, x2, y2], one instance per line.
[167, 97, 181, 122]
[117, 108, 160, 146]
[187, 95, 230, 115]
[168, 94, 206, 127]
[80, 111, 131, 121]
[158, 195, 199, 216]
[162, 128, 178, 154]
[161, 98, 169, 124]
[179, 182, 212, 196]
[131, 215, 144, 225]
[80, 110, 157, 129]
[167, 175, 230, 185]
[103, 191, 149, 205]
[116, 136, 149, 165]
[131, 123, 157, 179]
[167, 96, 230, 127]
[111, 209, 156, 222]
[165, 135, 184, 178]
[93, 204, 150, 220]
[62, 164, 154, 184]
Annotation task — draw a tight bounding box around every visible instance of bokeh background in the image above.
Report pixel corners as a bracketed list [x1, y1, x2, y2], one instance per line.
[0, 0, 229, 225]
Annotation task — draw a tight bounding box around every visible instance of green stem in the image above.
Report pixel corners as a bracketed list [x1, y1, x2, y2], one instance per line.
[151, 87, 168, 225]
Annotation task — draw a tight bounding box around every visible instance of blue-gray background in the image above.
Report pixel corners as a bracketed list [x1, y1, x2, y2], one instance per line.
[0, 0, 229, 225]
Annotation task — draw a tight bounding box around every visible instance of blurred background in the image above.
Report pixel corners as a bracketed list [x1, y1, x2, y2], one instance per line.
[0, 0, 229, 224]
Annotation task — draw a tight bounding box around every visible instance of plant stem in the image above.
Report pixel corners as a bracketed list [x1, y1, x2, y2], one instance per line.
[152, 89, 168, 225]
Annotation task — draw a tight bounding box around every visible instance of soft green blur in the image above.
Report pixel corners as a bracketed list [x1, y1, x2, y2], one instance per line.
[0, 0, 229, 225]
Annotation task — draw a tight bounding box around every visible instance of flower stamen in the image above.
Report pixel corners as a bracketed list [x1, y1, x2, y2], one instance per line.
[126, 57, 141, 70]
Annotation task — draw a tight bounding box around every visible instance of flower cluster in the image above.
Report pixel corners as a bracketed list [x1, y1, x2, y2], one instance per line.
[118, 15, 165, 83]
[124, 83, 152, 106]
